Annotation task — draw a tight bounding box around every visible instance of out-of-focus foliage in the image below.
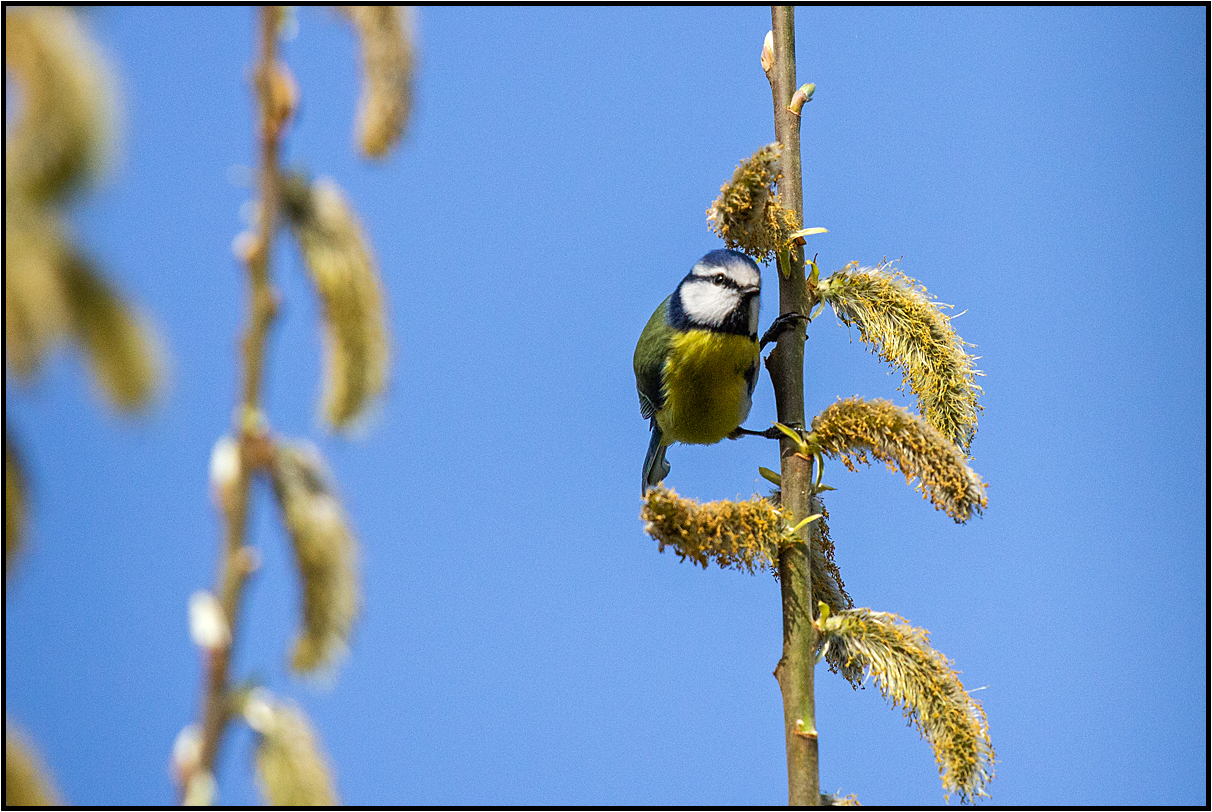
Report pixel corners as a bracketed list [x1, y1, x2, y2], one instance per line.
[282, 173, 390, 431]
[5, 7, 163, 411]
[245, 691, 339, 806]
[5, 436, 27, 575]
[5, 728, 63, 807]
[344, 6, 415, 157]
[269, 441, 361, 674]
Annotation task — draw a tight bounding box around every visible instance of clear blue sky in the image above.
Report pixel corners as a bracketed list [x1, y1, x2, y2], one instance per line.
[5, 6, 1206, 806]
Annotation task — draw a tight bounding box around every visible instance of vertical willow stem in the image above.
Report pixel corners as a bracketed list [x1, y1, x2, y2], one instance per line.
[183, 7, 284, 802]
[765, 6, 820, 806]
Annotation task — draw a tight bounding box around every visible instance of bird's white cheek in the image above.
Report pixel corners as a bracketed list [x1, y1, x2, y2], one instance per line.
[680, 281, 738, 327]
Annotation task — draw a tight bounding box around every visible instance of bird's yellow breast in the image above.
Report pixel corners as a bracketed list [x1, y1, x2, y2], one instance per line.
[657, 328, 759, 445]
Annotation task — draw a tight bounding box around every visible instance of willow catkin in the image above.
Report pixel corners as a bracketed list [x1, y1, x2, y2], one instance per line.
[269, 442, 360, 673]
[816, 262, 983, 454]
[5, 438, 25, 575]
[246, 693, 339, 806]
[345, 6, 414, 158]
[4, 202, 72, 379]
[59, 251, 163, 411]
[811, 397, 987, 523]
[706, 143, 800, 263]
[5, 727, 63, 807]
[818, 608, 994, 802]
[282, 173, 390, 430]
[4, 6, 116, 202]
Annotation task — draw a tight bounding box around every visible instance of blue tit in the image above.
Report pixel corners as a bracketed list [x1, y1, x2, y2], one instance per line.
[634, 249, 762, 493]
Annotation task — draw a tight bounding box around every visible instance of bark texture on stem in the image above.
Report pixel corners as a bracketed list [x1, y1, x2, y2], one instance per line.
[185, 8, 285, 802]
[765, 6, 820, 806]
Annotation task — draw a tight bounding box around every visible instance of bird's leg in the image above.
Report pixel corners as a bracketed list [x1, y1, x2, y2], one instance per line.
[759, 311, 809, 349]
[729, 425, 792, 440]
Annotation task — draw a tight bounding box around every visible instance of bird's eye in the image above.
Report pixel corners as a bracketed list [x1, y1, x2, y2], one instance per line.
[715, 273, 728, 284]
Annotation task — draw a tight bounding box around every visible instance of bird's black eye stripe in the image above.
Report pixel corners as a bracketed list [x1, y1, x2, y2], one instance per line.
[699, 270, 743, 290]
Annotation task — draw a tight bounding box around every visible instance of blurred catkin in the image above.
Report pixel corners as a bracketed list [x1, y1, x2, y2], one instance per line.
[5, 727, 63, 807]
[5, 437, 27, 576]
[282, 173, 390, 430]
[246, 693, 339, 806]
[270, 442, 361, 673]
[810, 397, 987, 523]
[4, 7, 116, 203]
[816, 262, 983, 454]
[344, 6, 414, 157]
[4, 203, 72, 380]
[59, 252, 163, 411]
[817, 608, 994, 803]
[5, 7, 161, 412]
[707, 144, 801, 263]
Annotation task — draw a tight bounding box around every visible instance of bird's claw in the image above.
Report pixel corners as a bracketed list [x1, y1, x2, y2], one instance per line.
[760, 311, 809, 349]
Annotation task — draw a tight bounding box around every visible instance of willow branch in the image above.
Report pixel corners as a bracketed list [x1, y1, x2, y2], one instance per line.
[183, 7, 285, 801]
[765, 6, 821, 806]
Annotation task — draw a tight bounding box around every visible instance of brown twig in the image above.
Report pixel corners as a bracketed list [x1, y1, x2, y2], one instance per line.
[764, 6, 821, 806]
[181, 7, 285, 802]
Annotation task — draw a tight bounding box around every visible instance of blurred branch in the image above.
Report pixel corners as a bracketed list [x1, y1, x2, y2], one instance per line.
[184, 7, 287, 802]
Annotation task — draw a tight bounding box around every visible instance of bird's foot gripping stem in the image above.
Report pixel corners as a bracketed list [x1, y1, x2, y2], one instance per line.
[759, 311, 809, 349]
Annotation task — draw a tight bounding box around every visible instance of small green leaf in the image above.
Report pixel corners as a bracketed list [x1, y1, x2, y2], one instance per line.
[771, 422, 810, 456]
[791, 514, 822, 534]
[789, 227, 828, 242]
[777, 247, 792, 279]
[807, 258, 821, 288]
[758, 467, 782, 486]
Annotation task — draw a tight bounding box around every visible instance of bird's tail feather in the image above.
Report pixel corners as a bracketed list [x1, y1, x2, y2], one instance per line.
[642, 424, 671, 494]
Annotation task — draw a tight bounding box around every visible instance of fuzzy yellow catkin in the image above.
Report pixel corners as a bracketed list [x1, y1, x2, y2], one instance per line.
[345, 6, 414, 157]
[5, 727, 64, 807]
[281, 173, 391, 430]
[817, 608, 995, 803]
[811, 397, 987, 523]
[706, 144, 801, 263]
[642, 487, 784, 575]
[816, 261, 983, 454]
[270, 442, 361, 674]
[6, 8, 161, 412]
[5, 201, 162, 411]
[643, 487, 854, 625]
[251, 700, 339, 806]
[59, 252, 163, 412]
[6, 439, 27, 576]
[4, 202, 72, 379]
[4, 6, 116, 203]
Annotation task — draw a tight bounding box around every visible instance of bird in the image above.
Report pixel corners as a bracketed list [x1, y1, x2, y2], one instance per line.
[633, 249, 763, 493]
